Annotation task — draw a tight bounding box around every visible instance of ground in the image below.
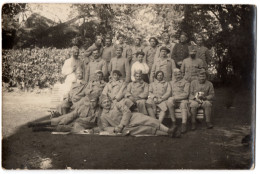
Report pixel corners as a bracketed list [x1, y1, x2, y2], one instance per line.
[2, 87, 254, 169]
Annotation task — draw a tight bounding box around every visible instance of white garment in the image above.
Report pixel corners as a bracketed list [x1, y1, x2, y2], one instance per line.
[131, 61, 149, 81]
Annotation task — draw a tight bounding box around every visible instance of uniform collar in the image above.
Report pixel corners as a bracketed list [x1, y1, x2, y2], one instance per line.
[92, 58, 101, 62]
[133, 80, 144, 84]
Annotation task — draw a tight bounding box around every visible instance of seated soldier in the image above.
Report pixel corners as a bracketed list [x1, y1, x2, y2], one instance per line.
[166, 69, 190, 133]
[59, 67, 88, 114]
[124, 70, 149, 115]
[99, 94, 180, 138]
[28, 94, 102, 133]
[146, 71, 171, 123]
[84, 70, 107, 97]
[102, 70, 127, 104]
[189, 69, 214, 130]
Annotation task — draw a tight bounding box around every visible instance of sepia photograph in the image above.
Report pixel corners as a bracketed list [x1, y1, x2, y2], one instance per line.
[1, 2, 256, 170]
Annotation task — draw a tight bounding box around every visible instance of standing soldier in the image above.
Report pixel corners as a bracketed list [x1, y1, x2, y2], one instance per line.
[154, 32, 175, 61]
[130, 36, 144, 66]
[172, 32, 190, 68]
[146, 71, 171, 123]
[101, 36, 116, 68]
[194, 34, 212, 68]
[144, 37, 159, 72]
[84, 35, 103, 62]
[181, 46, 204, 82]
[166, 69, 190, 133]
[150, 46, 176, 83]
[109, 46, 131, 83]
[115, 34, 132, 60]
[124, 70, 149, 115]
[84, 48, 107, 82]
[189, 69, 214, 130]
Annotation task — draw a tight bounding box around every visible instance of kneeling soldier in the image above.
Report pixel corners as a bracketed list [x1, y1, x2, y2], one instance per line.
[146, 71, 171, 123]
[166, 69, 190, 133]
[189, 69, 214, 130]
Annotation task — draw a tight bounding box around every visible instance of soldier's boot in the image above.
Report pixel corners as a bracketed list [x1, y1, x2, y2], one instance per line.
[146, 105, 156, 119]
[181, 123, 187, 134]
[190, 107, 197, 131]
[168, 106, 176, 127]
[28, 120, 51, 128]
[204, 104, 213, 129]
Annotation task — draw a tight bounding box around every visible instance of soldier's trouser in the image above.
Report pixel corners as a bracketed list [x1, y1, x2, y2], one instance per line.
[166, 98, 188, 123]
[146, 98, 168, 122]
[190, 100, 212, 123]
[71, 118, 97, 133]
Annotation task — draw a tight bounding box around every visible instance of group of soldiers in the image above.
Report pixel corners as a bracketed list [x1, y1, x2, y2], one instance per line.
[28, 32, 215, 138]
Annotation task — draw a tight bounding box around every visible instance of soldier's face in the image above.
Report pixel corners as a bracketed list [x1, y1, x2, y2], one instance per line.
[95, 37, 102, 46]
[116, 48, 122, 56]
[163, 36, 170, 44]
[105, 39, 111, 47]
[135, 38, 141, 46]
[156, 72, 164, 81]
[160, 50, 167, 58]
[150, 39, 156, 47]
[92, 50, 99, 59]
[180, 35, 187, 43]
[137, 55, 144, 62]
[89, 100, 97, 109]
[198, 74, 206, 83]
[119, 37, 124, 44]
[112, 73, 119, 81]
[102, 99, 111, 109]
[135, 73, 142, 82]
[196, 38, 203, 46]
[76, 70, 83, 80]
[174, 72, 182, 81]
[72, 48, 79, 58]
[96, 73, 103, 81]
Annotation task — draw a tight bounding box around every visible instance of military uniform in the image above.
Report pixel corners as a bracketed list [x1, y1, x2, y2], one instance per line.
[84, 43, 103, 62]
[114, 43, 132, 59]
[101, 45, 116, 65]
[150, 58, 176, 82]
[51, 103, 102, 133]
[124, 80, 149, 115]
[166, 78, 190, 123]
[143, 45, 157, 71]
[84, 58, 107, 82]
[181, 57, 204, 82]
[84, 79, 106, 97]
[154, 43, 175, 61]
[100, 102, 169, 136]
[189, 79, 215, 125]
[171, 43, 189, 66]
[102, 79, 127, 103]
[108, 56, 131, 83]
[195, 45, 211, 68]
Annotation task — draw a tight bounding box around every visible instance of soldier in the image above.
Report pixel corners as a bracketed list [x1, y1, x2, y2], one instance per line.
[59, 67, 88, 114]
[166, 69, 190, 133]
[84, 35, 103, 62]
[154, 32, 175, 61]
[144, 37, 159, 72]
[181, 46, 204, 82]
[84, 70, 106, 97]
[28, 94, 102, 133]
[124, 70, 149, 115]
[172, 32, 190, 68]
[146, 71, 171, 123]
[189, 69, 214, 130]
[99, 94, 180, 138]
[130, 36, 144, 66]
[150, 46, 176, 83]
[61, 46, 83, 96]
[108, 46, 131, 83]
[131, 51, 149, 83]
[102, 70, 127, 104]
[84, 48, 107, 82]
[114, 34, 132, 60]
[194, 34, 212, 68]
[101, 36, 116, 66]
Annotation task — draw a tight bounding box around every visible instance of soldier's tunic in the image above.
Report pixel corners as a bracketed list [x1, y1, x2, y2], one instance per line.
[124, 80, 149, 115]
[130, 45, 144, 66]
[101, 45, 116, 65]
[171, 43, 189, 64]
[108, 56, 131, 83]
[84, 80, 106, 97]
[154, 43, 175, 61]
[51, 104, 102, 133]
[146, 80, 171, 112]
[167, 78, 190, 109]
[84, 43, 104, 62]
[114, 43, 132, 60]
[144, 45, 157, 71]
[102, 79, 127, 102]
[181, 57, 204, 82]
[61, 57, 82, 95]
[150, 58, 176, 82]
[195, 45, 211, 68]
[100, 102, 168, 136]
[189, 79, 215, 108]
[84, 58, 107, 82]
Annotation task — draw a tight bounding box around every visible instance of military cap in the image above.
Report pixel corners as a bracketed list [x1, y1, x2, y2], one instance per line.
[180, 31, 188, 38]
[112, 70, 122, 77]
[188, 45, 197, 53]
[136, 51, 145, 57]
[160, 46, 170, 53]
[149, 37, 159, 45]
[198, 68, 207, 75]
[135, 35, 142, 41]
